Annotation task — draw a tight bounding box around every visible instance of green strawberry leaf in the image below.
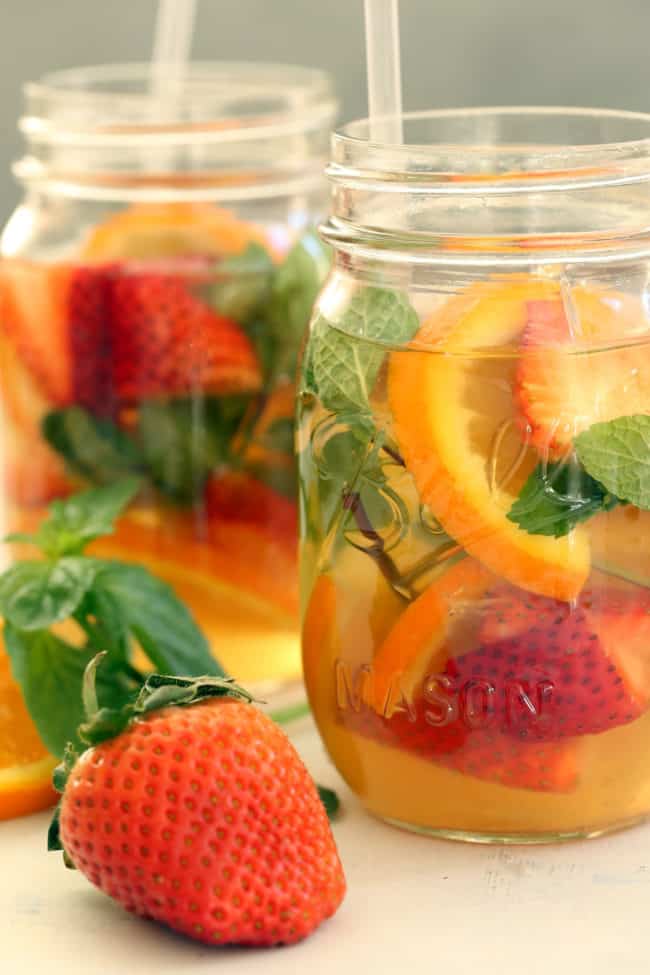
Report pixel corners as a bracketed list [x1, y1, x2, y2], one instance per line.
[137, 397, 250, 502]
[0, 558, 98, 630]
[42, 407, 144, 485]
[508, 461, 620, 537]
[91, 561, 224, 678]
[33, 479, 141, 557]
[2, 626, 136, 757]
[307, 287, 419, 413]
[317, 785, 341, 821]
[208, 242, 274, 322]
[575, 415, 650, 509]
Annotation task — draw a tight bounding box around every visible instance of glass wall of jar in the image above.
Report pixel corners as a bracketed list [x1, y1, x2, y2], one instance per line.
[299, 108, 650, 842]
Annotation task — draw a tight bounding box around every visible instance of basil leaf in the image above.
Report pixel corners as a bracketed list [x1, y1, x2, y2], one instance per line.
[575, 415, 650, 510]
[42, 406, 143, 485]
[3, 625, 134, 757]
[308, 287, 419, 413]
[91, 561, 223, 677]
[35, 479, 141, 557]
[0, 558, 97, 630]
[508, 461, 620, 537]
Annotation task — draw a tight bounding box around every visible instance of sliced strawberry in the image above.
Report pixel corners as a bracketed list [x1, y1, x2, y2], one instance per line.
[343, 704, 577, 793]
[1, 261, 72, 404]
[447, 586, 645, 741]
[109, 269, 262, 401]
[67, 265, 116, 415]
[515, 298, 650, 459]
[205, 471, 297, 547]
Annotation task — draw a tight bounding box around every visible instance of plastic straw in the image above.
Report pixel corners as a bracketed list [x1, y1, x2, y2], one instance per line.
[363, 0, 403, 144]
[150, 0, 197, 96]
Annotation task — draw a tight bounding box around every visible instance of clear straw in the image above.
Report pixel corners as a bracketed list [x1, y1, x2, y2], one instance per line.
[150, 0, 197, 98]
[363, 0, 403, 144]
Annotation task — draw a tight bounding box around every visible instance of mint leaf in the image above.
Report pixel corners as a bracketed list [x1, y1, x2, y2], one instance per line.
[0, 558, 97, 630]
[268, 233, 328, 342]
[508, 461, 619, 537]
[209, 243, 274, 322]
[137, 399, 245, 502]
[43, 407, 143, 485]
[3, 625, 135, 757]
[259, 416, 295, 456]
[34, 479, 141, 557]
[91, 561, 223, 677]
[308, 288, 419, 413]
[575, 415, 650, 509]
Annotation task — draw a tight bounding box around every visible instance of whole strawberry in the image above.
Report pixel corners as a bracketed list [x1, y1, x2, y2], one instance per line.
[51, 669, 345, 946]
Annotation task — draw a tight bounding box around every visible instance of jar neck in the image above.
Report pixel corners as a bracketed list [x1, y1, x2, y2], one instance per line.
[322, 108, 650, 266]
[15, 63, 338, 203]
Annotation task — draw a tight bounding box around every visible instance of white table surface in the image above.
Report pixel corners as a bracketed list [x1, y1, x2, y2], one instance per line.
[2, 715, 650, 975]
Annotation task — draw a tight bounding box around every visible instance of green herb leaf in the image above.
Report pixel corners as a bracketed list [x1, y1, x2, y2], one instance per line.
[0, 558, 98, 630]
[575, 415, 650, 509]
[91, 561, 224, 677]
[2, 625, 133, 757]
[209, 243, 274, 322]
[317, 785, 341, 821]
[42, 407, 143, 485]
[34, 479, 141, 557]
[258, 416, 295, 456]
[508, 461, 620, 537]
[137, 399, 245, 502]
[308, 287, 419, 413]
[265, 232, 330, 379]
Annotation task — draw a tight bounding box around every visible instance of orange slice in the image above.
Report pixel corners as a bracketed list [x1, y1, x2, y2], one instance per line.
[0, 641, 57, 821]
[389, 278, 590, 602]
[0, 260, 73, 404]
[371, 558, 494, 715]
[82, 203, 272, 260]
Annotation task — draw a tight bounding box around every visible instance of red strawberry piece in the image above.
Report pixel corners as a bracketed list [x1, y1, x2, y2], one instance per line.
[67, 265, 116, 415]
[514, 298, 650, 459]
[446, 588, 645, 741]
[109, 269, 262, 401]
[205, 471, 297, 545]
[342, 701, 576, 793]
[57, 676, 345, 947]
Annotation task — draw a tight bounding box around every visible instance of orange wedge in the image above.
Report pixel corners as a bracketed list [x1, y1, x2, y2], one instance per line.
[82, 203, 273, 261]
[389, 278, 590, 602]
[0, 642, 57, 821]
[0, 260, 73, 404]
[371, 558, 494, 715]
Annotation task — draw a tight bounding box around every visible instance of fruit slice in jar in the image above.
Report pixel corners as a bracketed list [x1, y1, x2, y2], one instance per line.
[0, 261, 72, 404]
[388, 278, 589, 602]
[515, 292, 650, 459]
[82, 203, 273, 260]
[109, 266, 262, 400]
[0, 640, 57, 821]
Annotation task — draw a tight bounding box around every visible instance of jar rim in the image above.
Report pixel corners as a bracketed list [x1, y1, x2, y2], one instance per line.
[330, 107, 650, 194]
[22, 61, 337, 146]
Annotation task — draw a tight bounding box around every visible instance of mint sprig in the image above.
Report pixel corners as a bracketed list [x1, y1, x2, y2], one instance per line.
[575, 415, 650, 510]
[507, 461, 620, 537]
[306, 287, 419, 413]
[508, 414, 650, 536]
[1, 481, 222, 757]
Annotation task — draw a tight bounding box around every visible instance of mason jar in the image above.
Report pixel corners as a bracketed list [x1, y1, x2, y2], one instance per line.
[0, 62, 337, 703]
[299, 107, 650, 842]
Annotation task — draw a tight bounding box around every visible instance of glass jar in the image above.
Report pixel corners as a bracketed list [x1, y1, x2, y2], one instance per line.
[299, 108, 650, 843]
[0, 62, 337, 692]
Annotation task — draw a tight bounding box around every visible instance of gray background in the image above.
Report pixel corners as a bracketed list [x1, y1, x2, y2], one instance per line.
[1, 0, 650, 217]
